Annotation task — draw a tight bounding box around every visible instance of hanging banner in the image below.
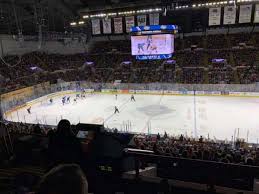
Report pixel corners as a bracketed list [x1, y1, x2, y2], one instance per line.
[125, 16, 135, 33]
[239, 4, 252, 23]
[149, 13, 160, 25]
[254, 4, 259, 23]
[223, 6, 236, 24]
[114, 17, 123, 34]
[91, 19, 101, 35]
[209, 7, 221, 26]
[102, 18, 112, 34]
[137, 15, 147, 26]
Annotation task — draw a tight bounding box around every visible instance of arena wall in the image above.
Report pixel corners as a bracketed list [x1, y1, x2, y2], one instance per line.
[0, 35, 89, 56]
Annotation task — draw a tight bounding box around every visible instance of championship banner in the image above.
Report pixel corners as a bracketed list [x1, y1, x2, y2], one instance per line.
[91, 19, 101, 35]
[254, 4, 259, 23]
[209, 7, 221, 26]
[239, 4, 252, 23]
[102, 18, 112, 34]
[125, 16, 135, 33]
[114, 17, 123, 34]
[137, 15, 147, 26]
[223, 6, 236, 25]
[149, 13, 160, 25]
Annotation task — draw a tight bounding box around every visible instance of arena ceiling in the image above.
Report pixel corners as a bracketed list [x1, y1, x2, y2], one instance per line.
[0, 0, 233, 34]
[0, 0, 165, 34]
[0, 0, 79, 34]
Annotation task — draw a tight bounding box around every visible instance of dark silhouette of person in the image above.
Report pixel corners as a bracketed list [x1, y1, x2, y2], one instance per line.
[47, 120, 83, 168]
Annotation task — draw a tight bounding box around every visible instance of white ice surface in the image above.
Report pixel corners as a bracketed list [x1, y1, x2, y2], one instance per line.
[5, 93, 259, 143]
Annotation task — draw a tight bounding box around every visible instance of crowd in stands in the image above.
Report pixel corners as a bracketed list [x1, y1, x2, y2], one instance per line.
[4, 119, 259, 167]
[1, 120, 89, 194]
[134, 132, 259, 166]
[2, 118, 259, 193]
[1, 33, 259, 194]
[0, 32, 259, 93]
[2, 121, 53, 136]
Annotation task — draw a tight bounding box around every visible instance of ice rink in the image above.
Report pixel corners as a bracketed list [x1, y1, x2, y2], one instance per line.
[5, 93, 259, 143]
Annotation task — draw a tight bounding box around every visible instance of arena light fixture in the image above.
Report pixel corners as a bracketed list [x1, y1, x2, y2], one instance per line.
[83, 15, 89, 19]
[70, 22, 77, 26]
[78, 21, 85, 25]
[90, 13, 107, 18]
[168, 0, 255, 10]
[107, 12, 117, 16]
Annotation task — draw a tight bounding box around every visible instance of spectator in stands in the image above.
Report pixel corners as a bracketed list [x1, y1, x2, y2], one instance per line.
[33, 124, 42, 134]
[199, 136, 203, 143]
[47, 120, 83, 167]
[38, 164, 88, 194]
[157, 133, 160, 140]
[179, 134, 184, 142]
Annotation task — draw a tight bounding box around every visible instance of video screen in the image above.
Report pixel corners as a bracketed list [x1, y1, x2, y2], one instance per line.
[76, 130, 89, 139]
[131, 34, 174, 56]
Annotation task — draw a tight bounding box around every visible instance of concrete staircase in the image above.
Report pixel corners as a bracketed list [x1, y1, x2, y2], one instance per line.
[204, 68, 209, 84]
[175, 67, 182, 83]
[233, 67, 240, 84]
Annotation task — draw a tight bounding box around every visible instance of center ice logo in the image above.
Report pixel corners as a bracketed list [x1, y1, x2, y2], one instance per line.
[137, 105, 174, 117]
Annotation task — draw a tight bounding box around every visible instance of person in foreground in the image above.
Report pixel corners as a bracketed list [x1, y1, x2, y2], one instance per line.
[38, 164, 88, 194]
[47, 119, 83, 167]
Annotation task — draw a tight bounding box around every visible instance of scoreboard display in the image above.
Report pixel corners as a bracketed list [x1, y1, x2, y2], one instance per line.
[130, 25, 178, 60]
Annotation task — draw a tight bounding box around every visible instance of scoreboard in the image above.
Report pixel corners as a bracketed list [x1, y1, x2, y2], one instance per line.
[130, 25, 178, 60]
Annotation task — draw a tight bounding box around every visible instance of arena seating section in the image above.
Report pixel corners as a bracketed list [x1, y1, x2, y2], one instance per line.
[1, 33, 259, 194]
[0, 32, 259, 93]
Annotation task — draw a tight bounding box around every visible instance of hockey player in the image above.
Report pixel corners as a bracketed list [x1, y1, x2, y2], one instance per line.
[62, 97, 65, 105]
[131, 94, 135, 102]
[27, 107, 31, 114]
[115, 94, 118, 100]
[67, 96, 70, 103]
[114, 106, 119, 114]
[49, 98, 53, 104]
[81, 93, 86, 98]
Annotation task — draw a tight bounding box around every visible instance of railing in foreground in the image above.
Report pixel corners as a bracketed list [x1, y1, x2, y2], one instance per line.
[124, 148, 259, 192]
